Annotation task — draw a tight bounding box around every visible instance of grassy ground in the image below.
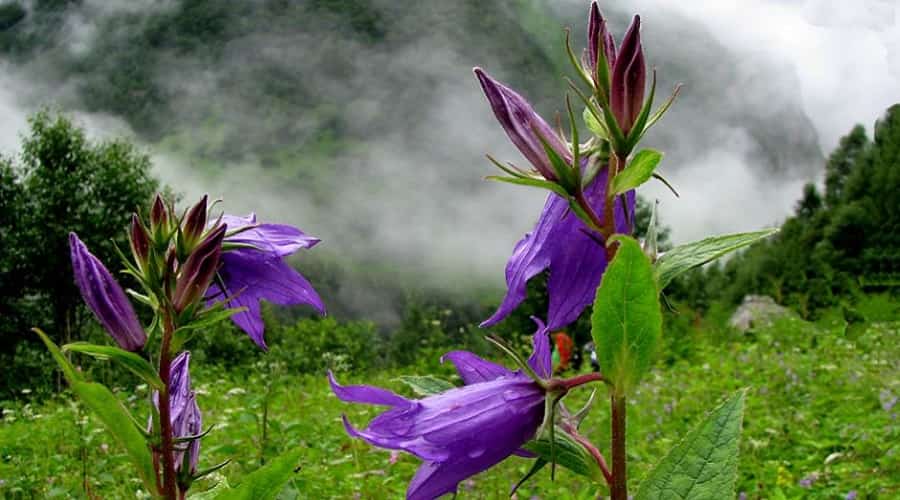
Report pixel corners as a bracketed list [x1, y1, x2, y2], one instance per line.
[1, 299, 897, 499]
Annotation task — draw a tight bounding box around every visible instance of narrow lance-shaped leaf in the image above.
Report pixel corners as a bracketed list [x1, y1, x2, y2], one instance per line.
[486, 175, 571, 199]
[635, 390, 747, 500]
[396, 375, 456, 397]
[33, 329, 158, 496]
[216, 446, 303, 500]
[591, 236, 662, 396]
[63, 342, 164, 391]
[655, 229, 779, 289]
[611, 149, 663, 195]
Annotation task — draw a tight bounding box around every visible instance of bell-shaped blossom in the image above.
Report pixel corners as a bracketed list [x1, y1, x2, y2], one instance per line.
[206, 214, 325, 350]
[330, 324, 551, 499]
[474, 68, 572, 182]
[152, 352, 202, 477]
[69, 233, 146, 351]
[481, 169, 635, 332]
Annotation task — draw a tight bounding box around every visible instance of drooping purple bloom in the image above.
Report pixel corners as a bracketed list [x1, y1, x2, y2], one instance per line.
[69, 233, 146, 351]
[481, 167, 635, 332]
[207, 214, 325, 350]
[474, 68, 572, 182]
[152, 352, 202, 477]
[330, 324, 551, 499]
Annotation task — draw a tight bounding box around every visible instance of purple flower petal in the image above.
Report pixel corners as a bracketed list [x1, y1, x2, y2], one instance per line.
[481, 169, 636, 331]
[222, 214, 320, 257]
[210, 249, 325, 350]
[527, 317, 552, 378]
[328, 371, 410, 407]
[440, 351, 513, 384]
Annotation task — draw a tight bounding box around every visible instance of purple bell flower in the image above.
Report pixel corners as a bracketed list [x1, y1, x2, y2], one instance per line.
[152, 352, 201, 477]
[69, 233, 146, 351]
[480, 159, 635, 332]
[207, 214, 325, 350]
[330, 323, 552, 499]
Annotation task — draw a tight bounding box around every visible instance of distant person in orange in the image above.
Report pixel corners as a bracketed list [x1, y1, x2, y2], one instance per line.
[552, 331, 574, 373]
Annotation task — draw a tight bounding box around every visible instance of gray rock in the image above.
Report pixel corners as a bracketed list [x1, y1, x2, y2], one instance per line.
[729, 295, 791, 332]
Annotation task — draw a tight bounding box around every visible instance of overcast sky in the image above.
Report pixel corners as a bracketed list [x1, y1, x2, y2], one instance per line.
[0, 0, 897, 301]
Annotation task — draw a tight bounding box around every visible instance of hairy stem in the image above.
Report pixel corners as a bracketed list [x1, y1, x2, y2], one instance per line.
[610, 394, 627, 500]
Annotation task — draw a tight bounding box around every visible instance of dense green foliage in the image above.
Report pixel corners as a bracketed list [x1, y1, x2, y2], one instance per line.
[668, 106, 900, 317]
[0, 112, 160, 399]
[2, 297, 896, 498]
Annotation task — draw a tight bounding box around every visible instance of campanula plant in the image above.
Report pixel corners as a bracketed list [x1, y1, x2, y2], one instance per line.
[334, 2, 776, 499]
[35, 193, 324, 499]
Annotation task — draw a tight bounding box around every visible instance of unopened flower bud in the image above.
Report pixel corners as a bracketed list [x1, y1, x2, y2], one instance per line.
[150, 194, 169, 232]
[610, 15, 646, 135]
[181, 195, 208, 250]
[586, 2, 616, 83]
[129, 214, 150, 271]
[474, 67, 572, 182]
[69, 233, 146, 351]
[173, 224, 226, 313]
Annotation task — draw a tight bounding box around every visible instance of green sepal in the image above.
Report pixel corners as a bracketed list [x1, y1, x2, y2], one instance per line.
[654, 228, 779, 289]
[522, 426, 605, 482]
[564, 28, 594, 90]
[171, 304, 247, 352]
[567, 198, 604, 234]
[610, 149, 663, 195]
[590, 236, 662, 396]
[216, 446, 303, 500]
[33, 329, 158, 496]
[633, 83, 683, 147]
[652, 172, 680, 198]
[535, 130, 579, 194]
[635, 390, 747, 500]
[63, 342, 164, 391]
[511, 458, 549, 496]
[583, 106, 609, 141]
[645, 200, 660, 262]
[486, 176, 571, 199]
[486, 154, 530, 178]
[191, 459, 232, 482]
[395, 375, 455, 397]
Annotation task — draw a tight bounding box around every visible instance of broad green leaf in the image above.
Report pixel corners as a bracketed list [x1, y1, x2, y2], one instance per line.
[523, 427, 605, 482]
[217, 446, 303, 500]
[34, 329, 158, 496]
[610, 149, 663, 195]
[396, 375, 455, 396]
[635, 390, 747, 500]
[591, 236, 662, 396]
[486, 175, 570, 199]
[655, 229, 779, 289]
[63, 342, 164, 391]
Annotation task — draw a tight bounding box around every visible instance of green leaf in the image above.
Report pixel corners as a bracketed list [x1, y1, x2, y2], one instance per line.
[590, 236, 662, 396]
[610, 149, 663, 195]
[486, 175, 570, 199]
[635, 390, 747, 500]
[523, 427, 605, 482]
[216, 447, 303, 500]
[63, 342, 164, 391]
[583, 107, 609, 140]
[655, 229, 779, 289]
[33, 329, 158, 496]
[396, 375, 455, 396]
